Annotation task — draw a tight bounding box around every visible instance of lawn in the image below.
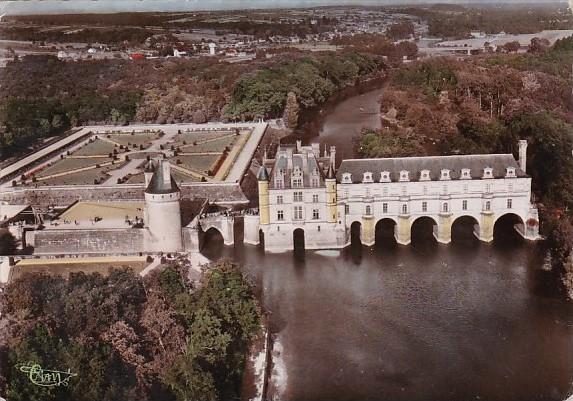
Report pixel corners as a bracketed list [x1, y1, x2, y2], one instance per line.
[36, 157, 113, 177]
[73, 139, 117, 156]
[171, 168, 200, 183]
[170, 130, 234, 148]
[180, 135, 236, 153]
[171, 154, 220, 175]
[35, 165, 117, 185]
[106, 132, 159, 148]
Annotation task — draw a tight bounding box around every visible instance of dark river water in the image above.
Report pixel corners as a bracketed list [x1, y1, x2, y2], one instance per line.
[205, 86, 573, 401]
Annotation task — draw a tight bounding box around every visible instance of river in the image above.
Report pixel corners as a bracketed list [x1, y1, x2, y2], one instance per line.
[204, 86, 573, 401]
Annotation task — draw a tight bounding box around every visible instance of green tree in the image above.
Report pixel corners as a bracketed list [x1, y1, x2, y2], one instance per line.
[0, 229, 17, 255]
[283, 91, 300, 128]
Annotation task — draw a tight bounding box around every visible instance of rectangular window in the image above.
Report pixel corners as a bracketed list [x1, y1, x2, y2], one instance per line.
[313, 209, 320, 220]
[485, 184, 491, 193]
[442, 203, 449, 213]
[293, 206, 303, 220]
[402, 204, 408, 214]
[345, 204, 350, 214]
[365, 205, 372, 215]
[485, 201, 491, 211]
[462, 200, 468, 211]
[277, 195, 283, 205]
[277, 210, 284, 221]
[275, 179, 283, 189]
[312, 194, 319, 203]
[293, 178, 303, 188]
[293, 191, 303, 202]
[507, 199, 513, 209]
[383, 203, 388, 213]
[422, 202, 427, 212]
[311, 178, 319, 187]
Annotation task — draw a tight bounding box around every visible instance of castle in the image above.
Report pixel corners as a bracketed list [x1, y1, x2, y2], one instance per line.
[21, 160, 236, 255]
[245, 140, 540, 251]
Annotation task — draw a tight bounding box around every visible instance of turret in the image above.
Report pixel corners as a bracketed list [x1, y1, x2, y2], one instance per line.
[518, 140, 527, 173]
[258, 166, 270, 226]
[325, 163, 337, 223]
[144, 160, 182, 252]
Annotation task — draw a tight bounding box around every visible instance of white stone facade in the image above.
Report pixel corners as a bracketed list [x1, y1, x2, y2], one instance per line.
[249, 141, 540, 252]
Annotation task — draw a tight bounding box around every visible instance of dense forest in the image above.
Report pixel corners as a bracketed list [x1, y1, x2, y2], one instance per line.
[0, 261, 261, 401]
[0, 50, 384, 159]
[0, 26, 154, 46]
[358, 36, 573, 299]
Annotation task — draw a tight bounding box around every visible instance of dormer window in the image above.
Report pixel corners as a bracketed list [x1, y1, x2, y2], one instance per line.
[461, 168, 471, 179]
[399, 170, 410, 182]
[380, 171, 391, 183]
[483, 167, 493, 179]
[363, 172, 373, 183]
[505, 167, 516, 178]
[440, 169, 451, 180]
[342, 173, 352, 184]
[420, 170, 430, 181]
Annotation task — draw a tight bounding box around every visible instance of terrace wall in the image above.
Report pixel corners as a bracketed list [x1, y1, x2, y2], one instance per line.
[0, 183, 248, 208]
[32, 228, 145, 255]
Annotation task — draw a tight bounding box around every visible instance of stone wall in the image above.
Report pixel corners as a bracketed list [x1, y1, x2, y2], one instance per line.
[0, 183, 248, 209]
[33, 228, 145, 254]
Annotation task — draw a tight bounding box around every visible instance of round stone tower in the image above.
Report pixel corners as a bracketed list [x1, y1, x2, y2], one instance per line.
[144, 160, 183, 252]
[325, 163, 337, 223]
[258, 166, 270, 226]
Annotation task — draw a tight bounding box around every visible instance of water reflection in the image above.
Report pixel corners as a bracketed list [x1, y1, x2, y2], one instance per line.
[202, 235, 573, 401]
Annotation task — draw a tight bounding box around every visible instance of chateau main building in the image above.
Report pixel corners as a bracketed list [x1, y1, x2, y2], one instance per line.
[245, 140, 539, 251]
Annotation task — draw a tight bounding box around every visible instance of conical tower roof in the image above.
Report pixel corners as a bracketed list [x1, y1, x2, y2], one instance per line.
[257, 166, 270, 181]
[145, 160, 179, 194]
[326, 162, 336, 179]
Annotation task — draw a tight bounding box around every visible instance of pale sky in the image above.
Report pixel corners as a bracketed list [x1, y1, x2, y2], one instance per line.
[1, 0, 568, 16]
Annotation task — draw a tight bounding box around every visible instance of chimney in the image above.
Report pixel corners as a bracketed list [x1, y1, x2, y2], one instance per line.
[311, 143, 320, 156]
[302, 152, 309, 173]
[296, 140, 302, 152]
[286, 148, 293, 170]
[518, 140, 527, 173]
[329, 146, 336, 167]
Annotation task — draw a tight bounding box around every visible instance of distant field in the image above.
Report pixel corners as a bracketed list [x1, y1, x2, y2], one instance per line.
[73, 139, 117, 156]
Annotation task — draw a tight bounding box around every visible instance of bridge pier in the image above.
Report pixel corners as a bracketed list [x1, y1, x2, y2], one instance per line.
[476, 212, 495, 242]
[435, 214, 452, 244]
[361, 215, 375, 246]
[395, 215, 411, 245]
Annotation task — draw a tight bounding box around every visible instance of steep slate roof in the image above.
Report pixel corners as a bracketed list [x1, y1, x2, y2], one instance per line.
[145, 161, 180, 194]
[269, 151, 328, 189]
[336, 154, 526, 183]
